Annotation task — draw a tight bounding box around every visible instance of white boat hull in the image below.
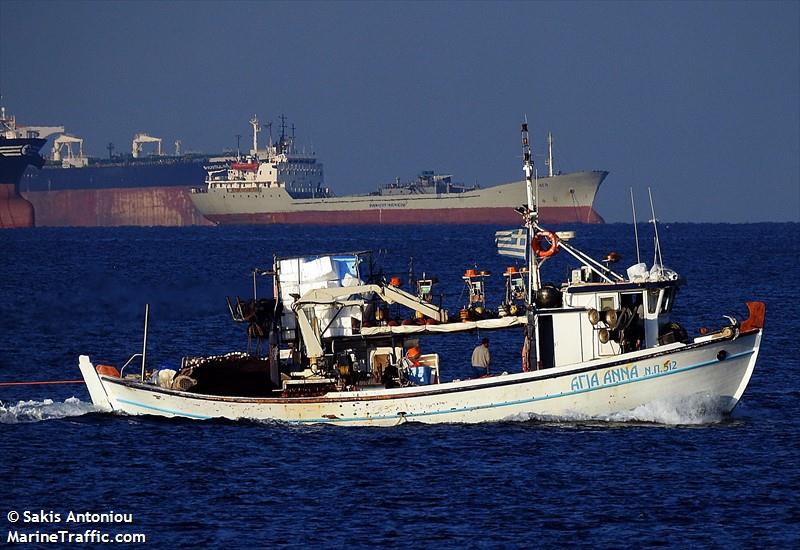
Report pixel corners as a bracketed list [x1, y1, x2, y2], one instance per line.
[79, 330, 760, 426]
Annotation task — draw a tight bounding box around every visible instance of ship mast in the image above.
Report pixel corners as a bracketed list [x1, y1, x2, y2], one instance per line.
[547, 132, 554, 178]
[521, 119, 541, 296]
[250, 115, 260, 157]
[522, 119, 546, 371]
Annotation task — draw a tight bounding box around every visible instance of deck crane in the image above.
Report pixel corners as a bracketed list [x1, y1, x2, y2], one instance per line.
[132, 133, 162, 158]
[51, 134, 88, 167]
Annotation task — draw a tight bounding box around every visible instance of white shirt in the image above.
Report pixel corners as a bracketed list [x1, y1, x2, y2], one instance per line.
[471, 344, 491, 368]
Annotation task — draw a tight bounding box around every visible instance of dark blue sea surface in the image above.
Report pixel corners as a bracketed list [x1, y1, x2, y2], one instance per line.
[1, 223, 798, 548]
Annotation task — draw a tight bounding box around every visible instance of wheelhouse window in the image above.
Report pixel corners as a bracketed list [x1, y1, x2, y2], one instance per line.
[599, 296, 616, 311]
[661, 287, 675, 313]
[647, 289, 660, 314]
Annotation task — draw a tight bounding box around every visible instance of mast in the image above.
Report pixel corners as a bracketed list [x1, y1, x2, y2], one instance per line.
[522, 119, 544, 371]
[521, 119, 541, 295]
[279, 114, 287, 153]
[547, 132, 554, 178]
[250, 115, 260, 156]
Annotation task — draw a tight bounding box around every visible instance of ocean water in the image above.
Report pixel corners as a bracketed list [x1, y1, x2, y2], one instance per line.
[1, 223, 798, 548]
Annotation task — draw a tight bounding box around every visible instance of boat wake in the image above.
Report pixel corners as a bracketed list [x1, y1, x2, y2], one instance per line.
[0, 397, 97, 424]
[508, 394, 733, 427]
[603, 395, 732, 425]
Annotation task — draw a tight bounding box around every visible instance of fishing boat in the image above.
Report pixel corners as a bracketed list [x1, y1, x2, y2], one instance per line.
[78, 122, 765, 425]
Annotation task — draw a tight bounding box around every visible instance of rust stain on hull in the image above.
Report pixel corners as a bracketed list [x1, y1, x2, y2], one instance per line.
[0, 183, 35, 228]
[22, 187, 213, 227]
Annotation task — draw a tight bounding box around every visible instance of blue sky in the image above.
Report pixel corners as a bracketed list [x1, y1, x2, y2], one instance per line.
[2, 0, 797, 222]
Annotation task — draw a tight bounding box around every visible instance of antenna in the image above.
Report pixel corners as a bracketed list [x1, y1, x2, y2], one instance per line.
[547, 132, 554, 178]
[630, 188, 641, 264]
[648, 187, 664, 270]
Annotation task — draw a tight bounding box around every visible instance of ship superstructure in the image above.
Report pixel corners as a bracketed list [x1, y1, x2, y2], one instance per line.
[204, 115, 329, 200]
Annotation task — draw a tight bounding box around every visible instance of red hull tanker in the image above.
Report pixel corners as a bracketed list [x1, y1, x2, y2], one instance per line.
[24, 187, 211, 227]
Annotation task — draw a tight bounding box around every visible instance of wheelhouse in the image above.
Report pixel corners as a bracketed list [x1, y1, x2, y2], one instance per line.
[534, 277, 685, 370]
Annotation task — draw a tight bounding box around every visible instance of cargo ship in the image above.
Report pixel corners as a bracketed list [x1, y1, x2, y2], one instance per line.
[20, 114, 606, 227]
[191, 118, 607, 225]
[0, 107, 49, 229]
[20, 129, 223, 226]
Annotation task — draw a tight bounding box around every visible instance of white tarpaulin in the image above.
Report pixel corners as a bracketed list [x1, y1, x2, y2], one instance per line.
[359, 316, 527, 336]
[278, 254, 364, 337]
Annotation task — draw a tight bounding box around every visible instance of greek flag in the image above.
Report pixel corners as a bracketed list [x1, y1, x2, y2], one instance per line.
[495, 228, 528, 259]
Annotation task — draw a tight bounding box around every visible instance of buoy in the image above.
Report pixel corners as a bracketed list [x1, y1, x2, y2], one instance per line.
[602, 308, 620, 329]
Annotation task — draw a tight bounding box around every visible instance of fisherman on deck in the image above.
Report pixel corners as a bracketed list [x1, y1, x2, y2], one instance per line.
[471, 338, 491, 377]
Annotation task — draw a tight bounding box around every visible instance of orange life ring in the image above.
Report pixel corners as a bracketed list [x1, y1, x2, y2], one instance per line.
[532, 231, 559, 258]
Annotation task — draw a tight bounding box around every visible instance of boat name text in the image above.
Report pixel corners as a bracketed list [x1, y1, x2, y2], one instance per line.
[570, 360, 679, 392]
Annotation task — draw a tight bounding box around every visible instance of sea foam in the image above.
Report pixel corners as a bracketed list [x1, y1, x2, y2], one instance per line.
[0, 397, 97, 424]
[505, 394, 730, 426]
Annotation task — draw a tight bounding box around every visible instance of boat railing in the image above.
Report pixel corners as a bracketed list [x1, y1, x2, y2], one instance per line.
[119, 353, 144, 378]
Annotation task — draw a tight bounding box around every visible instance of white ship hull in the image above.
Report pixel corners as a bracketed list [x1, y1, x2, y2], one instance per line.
[190, 171, 608, 225]
[79, 330, 760, 426]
